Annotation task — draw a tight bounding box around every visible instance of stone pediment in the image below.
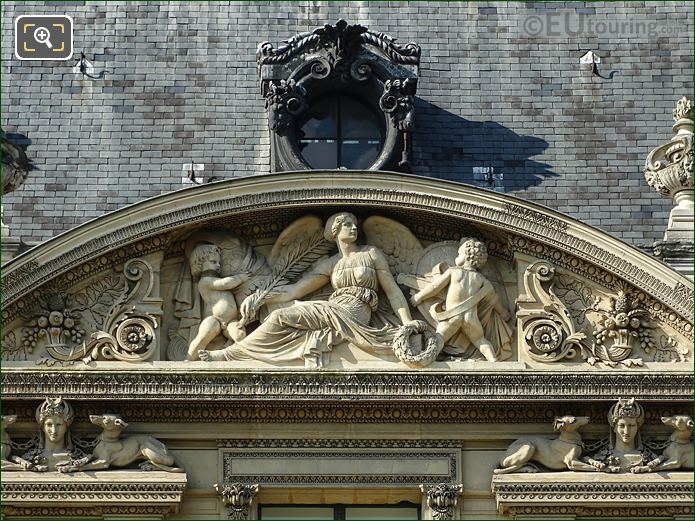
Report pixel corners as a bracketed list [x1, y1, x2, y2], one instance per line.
[1, 172, 692, 398]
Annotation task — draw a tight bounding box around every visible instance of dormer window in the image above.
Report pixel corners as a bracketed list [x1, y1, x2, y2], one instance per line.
[258, 20, 420, 173]
[297, 94, 384, 169]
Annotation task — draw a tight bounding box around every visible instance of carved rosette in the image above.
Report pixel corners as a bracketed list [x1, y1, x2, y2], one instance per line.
[644, 97, 694, 240]
[215, 483, 259, 520]
[516, 261, 586, 363]
[264, 79, 307, 134]
[420, 483, 463, 520]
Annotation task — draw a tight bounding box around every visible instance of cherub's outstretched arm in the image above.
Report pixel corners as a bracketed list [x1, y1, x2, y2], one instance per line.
[211, 273, 251, 290]
[411, 270, 452, 306]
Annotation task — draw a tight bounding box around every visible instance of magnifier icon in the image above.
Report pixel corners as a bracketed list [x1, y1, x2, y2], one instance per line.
[34, 26, 53, 49]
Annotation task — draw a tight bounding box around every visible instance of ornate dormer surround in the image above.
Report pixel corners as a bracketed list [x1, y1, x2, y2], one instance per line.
[257, 21, 420, 172]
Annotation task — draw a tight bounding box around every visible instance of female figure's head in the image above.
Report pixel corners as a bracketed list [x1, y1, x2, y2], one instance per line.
[607, 398, 644, 451]
[324, 212, 358, 243]
[36, 397, 74, 450]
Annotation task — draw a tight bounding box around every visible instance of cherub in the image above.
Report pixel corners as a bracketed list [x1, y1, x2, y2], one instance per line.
[409, 238, 511, 362]
[186, 244, 251, 361]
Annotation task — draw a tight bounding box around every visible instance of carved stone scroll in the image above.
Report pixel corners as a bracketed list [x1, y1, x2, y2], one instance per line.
[516, 260, 585, 363]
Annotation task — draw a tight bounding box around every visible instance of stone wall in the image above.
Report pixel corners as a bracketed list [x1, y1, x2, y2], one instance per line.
[1, 1, 693, 244]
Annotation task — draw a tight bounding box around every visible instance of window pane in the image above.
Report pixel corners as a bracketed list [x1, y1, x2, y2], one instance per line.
[340, 140, 380, 169]
[299, 139, 338, 168]
[300, 98, 338, 138]
[345, 506, 419, 520]
[261, 506, 335, 520]
[341, 97, 382, 138]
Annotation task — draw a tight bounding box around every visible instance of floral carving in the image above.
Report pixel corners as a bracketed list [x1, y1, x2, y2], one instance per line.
[420, 483, 463, 520]
[215, 482, 259, 520]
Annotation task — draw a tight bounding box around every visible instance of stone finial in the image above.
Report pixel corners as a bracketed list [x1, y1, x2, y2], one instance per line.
[644, 97, 694, 241]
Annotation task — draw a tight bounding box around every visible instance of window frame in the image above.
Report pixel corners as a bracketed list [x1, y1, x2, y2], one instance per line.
[258, 502, 422, 520]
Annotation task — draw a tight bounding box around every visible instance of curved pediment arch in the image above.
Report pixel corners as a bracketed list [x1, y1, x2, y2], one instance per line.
[3, 171, 691, 314]
[1, 171, 692, 384]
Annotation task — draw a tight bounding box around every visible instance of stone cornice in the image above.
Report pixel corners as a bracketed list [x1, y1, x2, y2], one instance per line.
[0, 470, 187, 520]
[1, 367, 692, 401]
[2, 172, 692, 324]
[492, 472, 694, 519]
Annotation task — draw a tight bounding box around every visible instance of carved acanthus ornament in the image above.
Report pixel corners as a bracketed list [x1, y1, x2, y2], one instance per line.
[420, 483, 463, 520]
[644, 96, 694, 240]
[215, 482, 259, 520]
[516, 261, 586, 363]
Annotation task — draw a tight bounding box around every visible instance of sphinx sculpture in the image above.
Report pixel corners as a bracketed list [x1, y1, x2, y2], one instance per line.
[3, 398, 183, 473]
[495, 398, 692, 474]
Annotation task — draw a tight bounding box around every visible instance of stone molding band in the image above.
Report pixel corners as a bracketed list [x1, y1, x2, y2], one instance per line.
[2, 172, 692, 324]
[2, 369, 692, 401]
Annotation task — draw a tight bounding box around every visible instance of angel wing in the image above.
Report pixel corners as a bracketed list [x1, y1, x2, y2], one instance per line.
[237, 215, 337, 326]
[362, 216, 423, 276]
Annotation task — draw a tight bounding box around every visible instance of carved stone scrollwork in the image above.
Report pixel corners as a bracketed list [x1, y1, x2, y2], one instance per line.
[644, 97, 694, 240]
[54, 257, 161, 364]
[265, 79, 307, 134]
[420, 483, 463, 520]
[516, 261, 586, 363]
[257, 19, 419, 66]
[215, 482, 259, 520]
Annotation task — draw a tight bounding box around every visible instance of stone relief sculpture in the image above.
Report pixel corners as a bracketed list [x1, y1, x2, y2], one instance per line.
[584, 285, 656, 367]
[185, 244, 251, 361]
[494, 415, 605, 474]
[494, 398, 692, 475]
[588, 398, 656, 473]
[20, 398, 81, 472]
[2, 255, 162, 365]
[517, 260, 689, 367]
[1, 416, 34, 471]
[215, 482, 259, 520]
[516, 261, 586, 363]
[420, 483, 463, 521]
[199, 213, 436, 367]
[67, 414, 183, 472]
[632, 415, 694, 473]
[5, 398, 183, 474]
[398, 238, 513, 362]
[170, 231, 270, 361]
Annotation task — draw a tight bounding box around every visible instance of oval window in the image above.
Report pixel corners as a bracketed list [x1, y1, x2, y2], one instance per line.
[297, 95, 384, 169]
